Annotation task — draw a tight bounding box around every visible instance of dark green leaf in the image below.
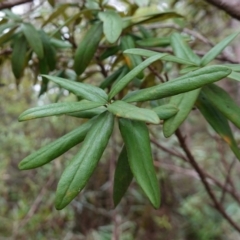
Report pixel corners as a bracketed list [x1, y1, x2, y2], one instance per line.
[67, 107, 106, 118]
[153, 103, 179, 120]
[55, 111, 114, 210]
[119, 118, 160, 208]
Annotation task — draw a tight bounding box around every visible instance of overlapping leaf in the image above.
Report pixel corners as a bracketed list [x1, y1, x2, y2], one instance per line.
[153, 103, 179, 120]
[55, 111, 114, 210]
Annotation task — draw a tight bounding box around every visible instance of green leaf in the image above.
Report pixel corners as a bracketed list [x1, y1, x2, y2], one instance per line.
[74, 22, 103, 76]
[119, 118, 160, 208]
[201, 32, 239, 66]
[18, 101, 104, 121]
[100, 66, 128, 89]
[123, 65, 231, 103]
[108, 54, 167, 99]
[137, 37, 171, 47]
[179, 66, 200, 74]
[50, 38, 72, 48]
[224, 64, 240, 72]
[0, 25, 18, 46]
[108, 100, 160, 124]
[228, 71, 240, 82]
[170, 32, 200, 65]
[163, 89, 200, 137]
[18, 117, 96, 170]
[42, 75, 108, 103]
[67, 107, 106, 118]
[55, 111, 114, 210]
[123, 48, 195, 65]
[202, 84, 240, 129]
[21, 23, 44, 59]
[113, 146, 133, 207]
[153, 103, 179, 120]
[196, 91, 240, 160]
[0, 22, 18, 34]
[99, 46, 119, 60]
[11, 34, 27, 79]
[98, 10, 123, 43]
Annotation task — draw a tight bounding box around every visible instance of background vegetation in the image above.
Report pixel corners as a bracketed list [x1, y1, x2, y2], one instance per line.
[1, 0, 240, 239]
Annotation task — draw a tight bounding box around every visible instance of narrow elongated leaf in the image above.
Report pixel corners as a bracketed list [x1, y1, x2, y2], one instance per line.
[67, 107, 106, 118]
[19, 117, 96, 170]
[55, 111, 114, 210]
[137, 37, 170, 47]
[0, 25, 18, 46]
[21, 23, 44, 59]
[123, 65, 231, 102]
[119, 118, 160, 208]
[0, 22, 18, 34]
[224, 64, 240, 72]
[108, 54, 167, 99]
[50, 38, 72, 48]
[74, 22, 103, 76]
[201, 32, 239, 66]
[171, 32, 200, 65]
[42, 75, 108, 103]
[11, 34, 27, 79]
[153, 103, 179, 120]
[19, 101, 104, 121]
[163, 89, 200, 137]
[228, 71, 240, 82]
[108, 100, 160, 124]
[202, 84, 240, 129]
[113, 146, 133, 207]
[98, 10, 123, 43]
[196, 91, 240, 160]
[123, 48, 195, 65]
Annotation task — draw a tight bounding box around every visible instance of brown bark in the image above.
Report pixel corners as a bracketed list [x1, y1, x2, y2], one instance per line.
[0, 0, 33, 10]
[204, 0, 240, 20]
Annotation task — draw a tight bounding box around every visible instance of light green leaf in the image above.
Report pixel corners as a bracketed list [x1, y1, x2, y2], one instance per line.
[113, 146, 133, 207]
[50, 38, 72, 48]
[228, 71, 240, 82]
[18, 117, 96, 170]
[119, 118, 160, 208]
[18, 101, 104, 121]
[163, 89, 200, 137]
[201, 32, 239, 66]
[108, 100, 160, 124]
[123, 48, 195, 65]
[74, 22, 103, 76]
[196, 91, 240, 160]
[202, 84, 240, 129]
[21, 23, 44, 59]
[224, 64, 240, 72]
[170, 32, 200, 65]
[153, 103, 179, 120]
[55, 111, 114, 210]
[98, 10, 123, 43]
[11, 34, 27, 79]
[179, 66, 200, 74]
[42, 75, 108, 103]
[123, 65, 231, 102]
[108, 54, 167, 99]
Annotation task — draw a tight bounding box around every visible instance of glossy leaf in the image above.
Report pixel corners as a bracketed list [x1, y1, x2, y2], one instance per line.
[153, 104, 179, 120]
[170, 32, 200, 65]
[119, 118, 160, 208]
[202, 84, 240, 129]
[163, 89, 200, 137]
[55, 111, 114, 210]
[67, 107, 106, 118]
[123, 65, 231, 102]
[42, 75, 108, 103]
[113, 146, 133, 207]
[21, 23, 44, 59]
[201, 32, 239, 66]
[18, 101, 104, 121]
[98, 10, 123, 43]
[196, 91, 240, 160]
[108, 54, 167, 99]
[19, 117, 96, 170]
[11, 34, 27, 79]
[123, 48, 195, 65]
[74, 22, 103, 76]
[108, 100, 160, 124]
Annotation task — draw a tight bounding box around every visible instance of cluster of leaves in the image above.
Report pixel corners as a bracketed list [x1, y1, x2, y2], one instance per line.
[2, 1, 240, 210]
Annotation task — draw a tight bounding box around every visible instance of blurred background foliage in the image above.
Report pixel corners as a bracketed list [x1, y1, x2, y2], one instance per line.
[1, 0, 240, 239]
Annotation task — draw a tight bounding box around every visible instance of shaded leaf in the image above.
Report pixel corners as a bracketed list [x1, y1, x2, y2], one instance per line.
[0, 25, 18, 46]
[113, 146, 133, 207]
[123, 65, 231, 102]
[108, 100, 160, 124]
[67, 107, 106, 118]
[19, 117, 96, 170]
[153, 103, 179, 120]
[55, 111, 114, 210]
[119, 118, 160, 208]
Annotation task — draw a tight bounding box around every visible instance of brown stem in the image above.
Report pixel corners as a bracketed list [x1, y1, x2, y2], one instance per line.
[0, 0, 33, 10]
[175, 129, 240, 233]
